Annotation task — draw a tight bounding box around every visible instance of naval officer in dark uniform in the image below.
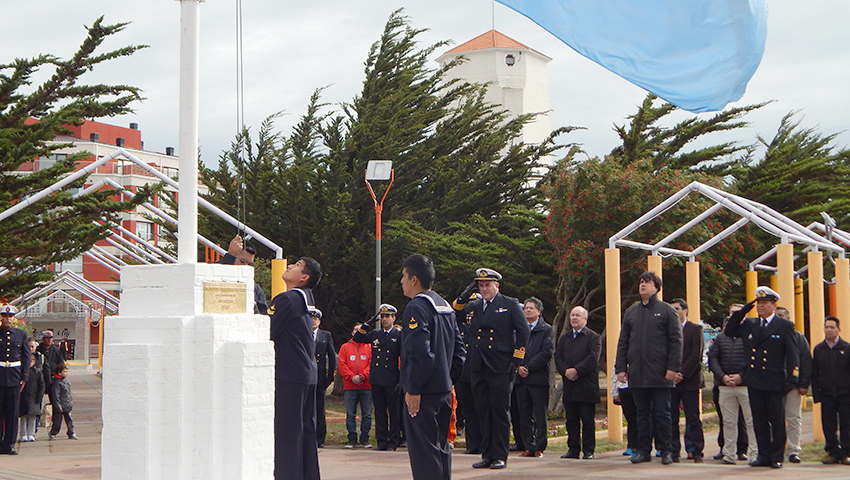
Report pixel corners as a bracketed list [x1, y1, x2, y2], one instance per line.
[455, 295, 482, 455]
[0, 305, 30, 455]
[354, 303, 403, 450]
[725, 286, 799, 469]
[312, 308, 336, 448]
[270, 257, 323, 480]
[399, 254, 465, 480]
[453, 268, 529, 470]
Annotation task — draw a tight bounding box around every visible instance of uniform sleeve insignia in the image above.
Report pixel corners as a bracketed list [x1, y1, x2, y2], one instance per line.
[408, 318, 418, 329]
[267, 305, 276, 315]
[792, 366, 799, 377]
[513, 347, 526, 359]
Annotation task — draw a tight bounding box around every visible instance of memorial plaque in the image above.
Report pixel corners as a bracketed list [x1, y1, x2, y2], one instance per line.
[203, 281, 247, 314]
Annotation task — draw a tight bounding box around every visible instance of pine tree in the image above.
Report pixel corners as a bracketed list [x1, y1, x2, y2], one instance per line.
[731, 112, 850, 230]
[0, 18, 148, 299]
[198, 10, 573, 339]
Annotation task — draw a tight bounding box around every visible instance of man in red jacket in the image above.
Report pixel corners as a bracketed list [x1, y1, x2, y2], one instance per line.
[339, 323, 372, 448]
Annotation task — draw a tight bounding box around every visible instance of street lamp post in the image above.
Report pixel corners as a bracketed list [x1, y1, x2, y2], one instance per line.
[365, 160, 394, 312]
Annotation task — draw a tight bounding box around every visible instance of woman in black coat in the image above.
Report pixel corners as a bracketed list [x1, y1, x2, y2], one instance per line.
[19, 350, 45, 442]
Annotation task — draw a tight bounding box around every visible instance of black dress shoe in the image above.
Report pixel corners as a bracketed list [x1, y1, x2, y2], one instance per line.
[693, 455, 703, 463]
[737, 453, 748, 461]
[722, 458, 736, 464]
[749, 458, 770, 467]
[509, 445, 524, 452]
[770, 462, 782, 469]
[789, 454, 801, 463]
[582, 453, 594, 460]
[713, 452, 724, 460]
[489, 460, 507, 469]
[661, 453, 674, 465]
[630, 452, 651, 463]
[472, 460, 493, 469]
[5, 448, 18, 455]
[560, 451, 580, 459]
[463, 449, 481, 455]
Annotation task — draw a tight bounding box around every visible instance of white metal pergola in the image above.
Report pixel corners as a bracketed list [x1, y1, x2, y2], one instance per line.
[603, 180, 849, 443]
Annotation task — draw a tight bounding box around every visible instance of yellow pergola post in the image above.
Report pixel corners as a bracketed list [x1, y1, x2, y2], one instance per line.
[745, 270, 758, 302]
[605, 248, 623, 442]
[837, 258, 850, 330]
[808, 251, 825, 441]
[794, 277, 804, 333]
[686, 260, 703, 420]
[271, 258, 288, 298]
[648, 255, 663, 301]
[776, 243, 796, 325]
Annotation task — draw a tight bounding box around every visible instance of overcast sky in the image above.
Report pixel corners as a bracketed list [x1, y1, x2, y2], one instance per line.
[2, 1, 848, 164]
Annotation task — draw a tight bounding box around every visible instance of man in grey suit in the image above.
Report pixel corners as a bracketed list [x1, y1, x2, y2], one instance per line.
[556, 306, 601, 459]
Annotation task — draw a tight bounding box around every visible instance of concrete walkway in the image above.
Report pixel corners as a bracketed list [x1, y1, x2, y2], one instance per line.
[2, 365, 849, 479]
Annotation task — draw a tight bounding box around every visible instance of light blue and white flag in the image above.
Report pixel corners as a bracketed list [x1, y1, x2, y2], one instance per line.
[496, 0, 768, 112]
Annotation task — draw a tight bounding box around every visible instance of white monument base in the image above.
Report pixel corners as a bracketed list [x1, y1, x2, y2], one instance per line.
[102, 264, 274, 479]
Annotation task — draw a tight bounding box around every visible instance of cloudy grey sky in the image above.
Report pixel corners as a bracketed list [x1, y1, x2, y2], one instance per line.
[2, 1, 848, 164]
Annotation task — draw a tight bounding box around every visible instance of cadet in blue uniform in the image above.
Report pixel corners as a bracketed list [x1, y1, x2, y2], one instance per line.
[453, 268, 529, 470]
[354, 303, 402, 450]
[725, 286, 799, 469]
[0, 305, 30, 455]
[399, 254, 465, 480]
[269, 257, 322, 480]
[312, 308, 336, 448]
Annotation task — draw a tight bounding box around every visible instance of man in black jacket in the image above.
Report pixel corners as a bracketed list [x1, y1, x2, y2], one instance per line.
[453, 268, 529, 470]
[312, 308, 336, 448]
[556, 306, 601, 460]
[669, 298, 705, 462]
[354, 304, 403, 451]
[812, 316, 850, 464]
[707, 308, 757, 464]
[514, 297, 555, 458]
[725, 286, 799, 469]
[615, 271, 682, 465]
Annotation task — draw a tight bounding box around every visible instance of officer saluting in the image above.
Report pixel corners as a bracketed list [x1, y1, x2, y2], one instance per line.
[354, 303, 403, 451]
[725, 286, 799, 469]
[0, 305, 30, 455]
[453, 268, 529, 470]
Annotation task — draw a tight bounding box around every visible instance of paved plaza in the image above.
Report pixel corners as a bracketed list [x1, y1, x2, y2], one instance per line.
[2, 365, 849, 480]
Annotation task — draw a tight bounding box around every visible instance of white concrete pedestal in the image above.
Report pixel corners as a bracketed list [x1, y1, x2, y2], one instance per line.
[102, 264, 274, 479]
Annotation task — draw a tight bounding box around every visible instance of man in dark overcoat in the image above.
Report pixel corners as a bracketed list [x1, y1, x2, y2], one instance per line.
[555, 306, 601, 459]
[615, 271, 682, 465]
